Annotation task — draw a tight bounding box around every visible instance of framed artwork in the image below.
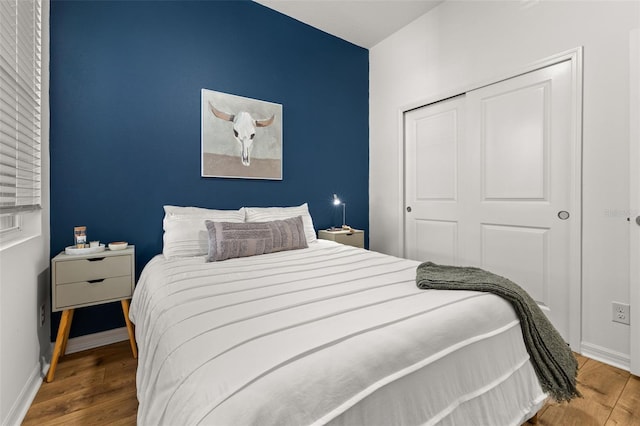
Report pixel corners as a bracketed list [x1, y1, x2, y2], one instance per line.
[201, 88, 283, 180]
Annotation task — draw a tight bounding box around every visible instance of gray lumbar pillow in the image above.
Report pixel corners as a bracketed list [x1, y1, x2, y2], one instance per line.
[205, 215, 308, 262]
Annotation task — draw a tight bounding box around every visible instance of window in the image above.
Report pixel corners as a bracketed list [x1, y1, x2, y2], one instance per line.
[0, 0, 43, 235]
[0, 213, 17, 233]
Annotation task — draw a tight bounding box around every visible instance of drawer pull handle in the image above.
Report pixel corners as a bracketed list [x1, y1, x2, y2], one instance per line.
[87, 257, 106, 262]
[87, 279, 105, 284]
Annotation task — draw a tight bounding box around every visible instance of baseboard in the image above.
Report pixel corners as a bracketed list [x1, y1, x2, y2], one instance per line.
[2, 363, 43, 426]
[581, 342, 631, 371]
[64, 326, 129, 354]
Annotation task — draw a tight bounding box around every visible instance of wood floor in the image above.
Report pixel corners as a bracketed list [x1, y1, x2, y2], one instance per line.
[22, 341, 640, 425]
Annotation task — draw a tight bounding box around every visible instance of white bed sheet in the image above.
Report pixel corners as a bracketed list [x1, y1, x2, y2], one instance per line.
[130, 240, 546, 425]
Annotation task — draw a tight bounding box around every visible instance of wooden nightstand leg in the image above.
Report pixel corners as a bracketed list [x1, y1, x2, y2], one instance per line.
[121, 299, 137, 359]
[46, 309, 73, 383]
[60, 309, 74, 355]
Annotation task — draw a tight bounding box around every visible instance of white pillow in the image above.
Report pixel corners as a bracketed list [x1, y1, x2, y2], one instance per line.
[244, 203, 316, 243]
[162, 205, 245, 258]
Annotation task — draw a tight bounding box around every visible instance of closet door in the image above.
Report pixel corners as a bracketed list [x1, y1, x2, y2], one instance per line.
[404, 96, 466, 266]
[405, 59, 579, 343]
[464, 59, 576, 342]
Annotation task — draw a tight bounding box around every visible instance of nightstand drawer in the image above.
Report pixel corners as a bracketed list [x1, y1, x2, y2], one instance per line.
[55, 255, 132, 284]
[55, 276, 133, 309]
[317, 229, 365, 248]
[333, 232, 364, 247]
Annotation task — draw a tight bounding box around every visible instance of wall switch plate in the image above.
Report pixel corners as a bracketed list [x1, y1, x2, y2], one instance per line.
[612, 302, 630, 325]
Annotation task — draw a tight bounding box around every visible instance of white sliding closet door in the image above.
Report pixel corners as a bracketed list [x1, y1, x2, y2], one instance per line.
[405, 59, 580, 344]
[464, 60, 576, 343]
[404, 96, 466, 266]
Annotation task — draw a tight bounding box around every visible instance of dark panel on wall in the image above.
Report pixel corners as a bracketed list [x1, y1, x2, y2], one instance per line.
[50, 0, 369, 338]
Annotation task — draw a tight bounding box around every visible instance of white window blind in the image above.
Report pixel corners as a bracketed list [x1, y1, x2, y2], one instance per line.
[0, 0, 42, 215]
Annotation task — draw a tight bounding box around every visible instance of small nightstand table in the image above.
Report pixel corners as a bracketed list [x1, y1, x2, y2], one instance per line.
[317, 229, 365, 248]
[47, 246, 137, 382]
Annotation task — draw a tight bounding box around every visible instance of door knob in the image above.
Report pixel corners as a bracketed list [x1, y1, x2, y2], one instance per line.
[636, 216, 640, 226]
[557, 211, 570, 220]
[406, 206, 412, 212]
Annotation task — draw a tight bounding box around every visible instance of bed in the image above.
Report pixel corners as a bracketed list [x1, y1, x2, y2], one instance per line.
[129, 204, 547, 425]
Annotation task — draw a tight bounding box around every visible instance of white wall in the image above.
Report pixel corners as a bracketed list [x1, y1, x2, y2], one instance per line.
[370, 0, 639, 366]
[0, 2, 50, 423]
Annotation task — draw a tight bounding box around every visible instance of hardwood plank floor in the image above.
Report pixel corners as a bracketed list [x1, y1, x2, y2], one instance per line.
[22, 341, 640, 425]
[23, 341, 137, 426]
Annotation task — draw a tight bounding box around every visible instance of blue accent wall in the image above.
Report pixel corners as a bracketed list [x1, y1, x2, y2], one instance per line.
[50, 0, 369, 338]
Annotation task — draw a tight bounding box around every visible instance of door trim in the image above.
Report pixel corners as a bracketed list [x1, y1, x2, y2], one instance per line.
[398, 47, 583, 350]
[629, 29, 639, 376]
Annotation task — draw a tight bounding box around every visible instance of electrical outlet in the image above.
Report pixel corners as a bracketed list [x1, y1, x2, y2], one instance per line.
[612, 302, 630, 325]
[39, 303, 46, 327]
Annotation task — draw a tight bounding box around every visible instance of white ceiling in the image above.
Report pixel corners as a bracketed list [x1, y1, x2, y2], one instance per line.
[254, 0, 445, 49]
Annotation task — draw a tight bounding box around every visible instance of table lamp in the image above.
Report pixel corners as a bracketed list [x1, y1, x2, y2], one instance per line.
[332, 194, 349, 230]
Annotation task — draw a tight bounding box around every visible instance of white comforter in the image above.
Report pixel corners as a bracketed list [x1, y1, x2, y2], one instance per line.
[130, 240, 546, 426]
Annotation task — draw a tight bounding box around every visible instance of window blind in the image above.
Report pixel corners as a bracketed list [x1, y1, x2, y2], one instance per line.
[0, 0, 42, 215]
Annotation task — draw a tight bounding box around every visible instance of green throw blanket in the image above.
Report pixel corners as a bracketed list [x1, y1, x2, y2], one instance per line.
[416, 261, 580, 402]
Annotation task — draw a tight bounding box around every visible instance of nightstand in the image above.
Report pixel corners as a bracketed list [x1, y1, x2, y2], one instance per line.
[317, 229, 365, 248]
[47, 246, 137, 382]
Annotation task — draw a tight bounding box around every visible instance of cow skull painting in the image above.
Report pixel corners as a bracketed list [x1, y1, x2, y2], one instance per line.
[201, 88, 282, 180]
[208, 102, 275, 166]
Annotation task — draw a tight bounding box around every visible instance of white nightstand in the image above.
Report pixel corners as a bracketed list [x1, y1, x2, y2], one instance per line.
[317, 229, 365, 248]
[47, 246, 137, 382]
